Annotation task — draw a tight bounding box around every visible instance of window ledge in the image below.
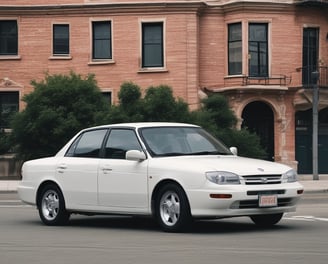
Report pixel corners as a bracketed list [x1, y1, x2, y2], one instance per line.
[0, 55, 21, 60]
[49, 55, 72, 60]
[224, 74, 245, 79]
[88, 60, 115, 66]
[138, 68, 168, 73]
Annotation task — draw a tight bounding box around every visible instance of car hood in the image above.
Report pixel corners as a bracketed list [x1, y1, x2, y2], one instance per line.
[151, 155, 291, 175]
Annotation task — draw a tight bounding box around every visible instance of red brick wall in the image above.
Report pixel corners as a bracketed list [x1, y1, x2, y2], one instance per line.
[1, 1, 328, 169]
[0, 10, 201, 107]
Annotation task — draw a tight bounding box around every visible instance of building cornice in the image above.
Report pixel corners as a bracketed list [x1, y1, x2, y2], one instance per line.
[2, 0, 326, 16]
[0, 2, 206, 16]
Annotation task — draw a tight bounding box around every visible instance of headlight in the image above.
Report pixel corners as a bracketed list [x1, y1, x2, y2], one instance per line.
[282, 169, 298, 183]
[206, 171, 240, 185]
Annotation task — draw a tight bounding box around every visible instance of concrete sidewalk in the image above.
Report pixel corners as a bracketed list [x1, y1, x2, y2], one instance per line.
[298, 174, 328, 193]
[1, 175, 328, 193]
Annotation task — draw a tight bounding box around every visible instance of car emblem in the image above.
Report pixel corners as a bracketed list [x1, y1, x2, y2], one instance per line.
[261, 177, 268, 183]
[257, 168, 265, 172]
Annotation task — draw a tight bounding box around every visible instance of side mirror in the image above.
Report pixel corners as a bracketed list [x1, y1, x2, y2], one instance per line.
[126, 150, 146, 161]
[230, 147, 238, 156]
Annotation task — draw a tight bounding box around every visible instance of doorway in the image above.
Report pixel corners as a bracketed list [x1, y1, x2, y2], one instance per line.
[295, 108, 328, 174]
[242, 101, 274, 161]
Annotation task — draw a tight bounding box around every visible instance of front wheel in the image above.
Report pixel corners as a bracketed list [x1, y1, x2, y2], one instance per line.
[38, 184, 70, 226]
[250, 213, 283, 227]
[155, 183, 192, 232]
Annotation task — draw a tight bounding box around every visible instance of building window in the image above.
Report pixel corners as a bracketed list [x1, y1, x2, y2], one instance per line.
[92, 21, 112, 60]
[142, 22, 163, 68]
[248, 23, 268, 77]
[0, 92, 19, 128]
[302, 27, 319, 86]
[0, 20, 18, 56]
[53, 24, 69, 55]
[228, 23, 242, 75]
[102, 91, 112, 105]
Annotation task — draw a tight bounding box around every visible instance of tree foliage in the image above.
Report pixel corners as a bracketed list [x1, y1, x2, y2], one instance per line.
[0, 130, 11, 154]
[9, 76, 266, 160]
[105, 83, 190, 124]
[108, 84, 266, 159]
[191, 94, 267, 159]
[142, 85, 190, 122]
[10, 72, 109, 160]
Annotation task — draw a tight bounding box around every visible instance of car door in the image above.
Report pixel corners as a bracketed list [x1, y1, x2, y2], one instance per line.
[56, 129, 108, 208]
[98, 128, 148, 210]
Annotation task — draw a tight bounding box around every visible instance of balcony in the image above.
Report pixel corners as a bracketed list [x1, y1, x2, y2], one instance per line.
[295, 66, 328, 89]
[233, 66, 328, 89]
[217, 66, 328, 93]
[242, 75, 291, 86]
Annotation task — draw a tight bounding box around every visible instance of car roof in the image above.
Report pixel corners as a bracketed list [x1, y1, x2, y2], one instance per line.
[85, 122, 200, 130]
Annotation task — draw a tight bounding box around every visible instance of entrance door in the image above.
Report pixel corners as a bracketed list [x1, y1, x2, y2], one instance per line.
[242, 101, 274, 161]
[295, 110, 312, 174]
[302, 28, 319, 87]
[295, 108, 328, 174]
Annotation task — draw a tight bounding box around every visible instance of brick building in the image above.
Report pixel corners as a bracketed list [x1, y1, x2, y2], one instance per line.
[0, 0, 328, 174]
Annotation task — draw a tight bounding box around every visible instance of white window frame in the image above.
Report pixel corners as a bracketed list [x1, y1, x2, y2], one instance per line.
[89, 18, 114, 65]
[139, 18, 166, 72]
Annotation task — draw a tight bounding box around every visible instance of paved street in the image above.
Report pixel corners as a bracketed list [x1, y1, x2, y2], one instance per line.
[1, 192, 328, 264]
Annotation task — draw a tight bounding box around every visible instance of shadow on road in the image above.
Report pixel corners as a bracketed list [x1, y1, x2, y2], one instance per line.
[59, 215, 297, 234]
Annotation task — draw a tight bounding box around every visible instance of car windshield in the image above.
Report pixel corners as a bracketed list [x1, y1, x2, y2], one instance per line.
[140, 126, 231, 157]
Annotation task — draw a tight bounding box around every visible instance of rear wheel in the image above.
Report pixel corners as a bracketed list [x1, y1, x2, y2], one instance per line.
[155, 183, 192, 232]
[38, 184, 70, 226]
[250, 213, 283, 227]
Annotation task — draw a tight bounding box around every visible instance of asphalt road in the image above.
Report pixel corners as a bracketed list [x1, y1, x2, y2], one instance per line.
[1, 192, 328, 264]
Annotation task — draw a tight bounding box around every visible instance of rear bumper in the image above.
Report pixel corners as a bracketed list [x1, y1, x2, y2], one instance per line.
[17, 181, 37, 206]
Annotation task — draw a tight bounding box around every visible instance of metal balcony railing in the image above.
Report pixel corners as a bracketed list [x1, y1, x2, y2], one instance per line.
[223, 67, 328, 89]
[296, 66, 328, 89]
[242, 75, 291, 86]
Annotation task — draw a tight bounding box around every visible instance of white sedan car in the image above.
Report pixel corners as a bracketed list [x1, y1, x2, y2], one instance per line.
[18, 122, 303, 232]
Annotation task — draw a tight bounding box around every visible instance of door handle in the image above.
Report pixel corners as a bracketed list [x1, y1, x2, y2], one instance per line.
[101, 165, 112, 174]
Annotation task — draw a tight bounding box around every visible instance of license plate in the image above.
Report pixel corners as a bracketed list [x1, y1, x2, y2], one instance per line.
[259, 194, 278, 207]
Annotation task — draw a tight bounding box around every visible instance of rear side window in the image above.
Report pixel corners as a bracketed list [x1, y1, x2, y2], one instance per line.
[66, 129, 108, 158]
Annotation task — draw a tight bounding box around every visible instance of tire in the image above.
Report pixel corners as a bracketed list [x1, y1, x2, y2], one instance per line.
[250, 213, 283, 227]
[38, 184, 70, 226]
[155, 183, 192, 232]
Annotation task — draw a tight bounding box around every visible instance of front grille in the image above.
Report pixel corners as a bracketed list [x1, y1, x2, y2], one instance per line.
[238, 198, 295, 209]
[242, 174, 282, 185]
[247, 190, 286, 196]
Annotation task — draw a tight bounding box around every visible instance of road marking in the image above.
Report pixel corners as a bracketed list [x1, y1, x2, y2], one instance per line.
[0, 205, 32, 208]
[284, 215, 328, 222]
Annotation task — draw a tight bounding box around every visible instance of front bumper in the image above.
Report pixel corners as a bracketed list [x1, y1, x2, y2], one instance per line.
[187, 182, 303, 218]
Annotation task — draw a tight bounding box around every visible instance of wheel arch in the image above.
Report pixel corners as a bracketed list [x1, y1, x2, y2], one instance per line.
[150, 179, 190, 217]
[36, 180, 65, 208]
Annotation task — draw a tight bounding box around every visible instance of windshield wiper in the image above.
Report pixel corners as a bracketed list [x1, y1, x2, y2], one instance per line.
[154, 151, 229, 157]
[155, 152, 188, 157]
[189, 151, 228, 155]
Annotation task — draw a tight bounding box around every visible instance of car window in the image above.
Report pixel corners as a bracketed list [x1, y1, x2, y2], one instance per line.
[104, 129, 142, 159]
[66, 129, 108, 158]
[141, 127, 231, 157]
[186, 132, 217, 152]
